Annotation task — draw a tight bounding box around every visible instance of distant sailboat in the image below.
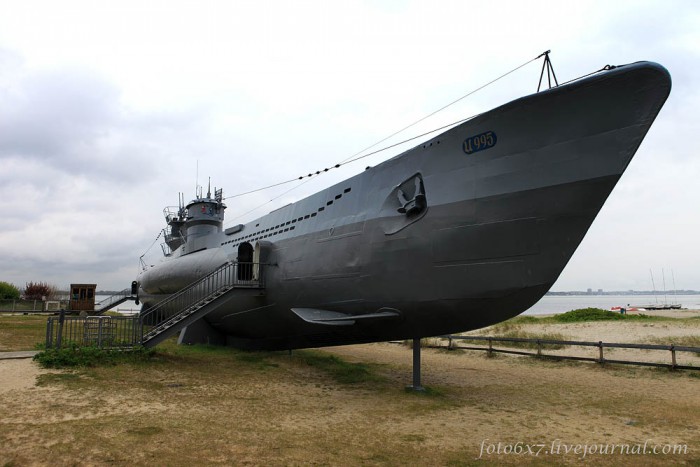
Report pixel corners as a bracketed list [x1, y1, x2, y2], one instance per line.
[632, 269, 682, 310]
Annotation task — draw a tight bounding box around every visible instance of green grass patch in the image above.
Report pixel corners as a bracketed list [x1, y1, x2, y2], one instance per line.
[505, 315, 542, 325]
[33, 344, 155, 368]
[489, 330, 568, 350]
[646, 335, 700, 356]
[649, 335, 700, 348]
[0, 314, 48, 351]
[35, 372, 82, 387]
[553, 308, 657, 322]
[234, 350, 280, 369]
[125, 426, 164, 437]
[155, 341, 282, 370]
[295, 350, 385, 384]
[403, 337, 443, 348]
[403, 385, 446, 397]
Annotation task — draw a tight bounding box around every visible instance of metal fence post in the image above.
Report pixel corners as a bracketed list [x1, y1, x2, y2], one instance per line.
[97, 318, 103, 348]
[46, 318, 53, 348]
[56, 310, 65, 349]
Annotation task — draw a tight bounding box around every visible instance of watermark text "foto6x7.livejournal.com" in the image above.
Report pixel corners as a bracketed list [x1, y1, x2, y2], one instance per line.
[478, 439, 689, 459]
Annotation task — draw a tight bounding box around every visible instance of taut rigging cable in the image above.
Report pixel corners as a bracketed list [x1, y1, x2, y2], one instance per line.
[223, 51, 549, 203]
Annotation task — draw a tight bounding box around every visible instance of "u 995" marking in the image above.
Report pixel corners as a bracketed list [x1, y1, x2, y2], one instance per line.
[463, 130, 497, 154]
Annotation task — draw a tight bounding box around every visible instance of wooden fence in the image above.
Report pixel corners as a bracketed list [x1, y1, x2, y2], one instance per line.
[424, 335, 700, 371]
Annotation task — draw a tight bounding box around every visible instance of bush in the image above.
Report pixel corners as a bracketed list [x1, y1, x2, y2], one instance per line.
[553, 308, 653, 322]
[34, 344, 155, 368]
[0, 281, 20, 300]
[23, 281, 57, 300]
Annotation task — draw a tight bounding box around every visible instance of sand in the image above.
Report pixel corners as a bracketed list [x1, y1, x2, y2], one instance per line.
[1, 317, 699, 465]
[0, 358, 47, 394]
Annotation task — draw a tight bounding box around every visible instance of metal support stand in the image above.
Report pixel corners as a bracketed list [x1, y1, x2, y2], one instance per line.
[407, 338, 425, 391]
[537, 50, 559, 92]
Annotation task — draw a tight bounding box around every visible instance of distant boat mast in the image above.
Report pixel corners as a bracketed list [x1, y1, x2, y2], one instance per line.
[671, 268, 677, 298]
[662, 268, 668, 305]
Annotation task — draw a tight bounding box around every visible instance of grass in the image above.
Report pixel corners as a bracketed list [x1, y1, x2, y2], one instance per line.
[469, 316, 567, 349]
[646, 335, 700, 357]
[553, 308, 658, 322]
[485, 329, 568, 349]
[0, 314, 47, 351]
[646, 335, 700, 348]
[293, 349, 386, 384]
[2, 326, 700, 465]
[3, 339, 466, 465]
[33, 344, 155, 368]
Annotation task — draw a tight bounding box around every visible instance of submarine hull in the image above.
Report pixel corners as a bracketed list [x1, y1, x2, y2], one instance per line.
[139, 62, 671, 350]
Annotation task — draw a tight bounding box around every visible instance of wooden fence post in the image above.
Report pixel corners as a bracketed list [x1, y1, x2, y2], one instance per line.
[671, 345, 677, 370]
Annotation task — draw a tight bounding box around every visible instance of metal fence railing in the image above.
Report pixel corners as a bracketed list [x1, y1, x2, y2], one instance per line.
[42, 262, 265, 350]
[46, 314, 141, 349]
[433, 335, 700, 371]
[1, 299, 66, 313]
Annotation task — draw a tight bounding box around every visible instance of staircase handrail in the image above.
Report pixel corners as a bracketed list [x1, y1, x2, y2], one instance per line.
[138, 261, 264, 340]
[95, 288, 133, 312]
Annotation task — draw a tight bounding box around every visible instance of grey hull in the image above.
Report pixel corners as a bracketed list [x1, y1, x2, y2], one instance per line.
[139, 61, 671, 350]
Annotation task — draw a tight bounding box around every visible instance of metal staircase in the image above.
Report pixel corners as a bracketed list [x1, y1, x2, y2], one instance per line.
[94, 288, 138, 314]
[139, 261, 265, 348]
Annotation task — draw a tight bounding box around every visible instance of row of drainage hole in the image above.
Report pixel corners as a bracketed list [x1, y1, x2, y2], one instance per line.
[221, 187, 352, 248]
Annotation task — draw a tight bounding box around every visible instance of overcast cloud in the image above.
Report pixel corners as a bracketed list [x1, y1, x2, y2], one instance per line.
[0, 0, 698, 292]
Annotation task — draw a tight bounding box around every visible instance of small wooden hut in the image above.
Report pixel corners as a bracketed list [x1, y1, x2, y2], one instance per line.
[68, 284, 96, 312]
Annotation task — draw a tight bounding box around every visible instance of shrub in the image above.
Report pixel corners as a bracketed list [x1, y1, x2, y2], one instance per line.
[554, 308, 646, 322]
[23, 281, 57, 300]
[34, 344, 155, 368]
[0, 281, 20, 300]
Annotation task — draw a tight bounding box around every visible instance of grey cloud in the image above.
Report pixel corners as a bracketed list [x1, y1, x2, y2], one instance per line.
[0, 68, 119, 160]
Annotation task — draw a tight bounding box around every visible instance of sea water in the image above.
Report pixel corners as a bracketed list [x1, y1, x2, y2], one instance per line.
[523, 294, 700, 315]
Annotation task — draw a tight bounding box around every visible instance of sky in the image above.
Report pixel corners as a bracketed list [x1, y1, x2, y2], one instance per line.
[0, 0, 698, 292]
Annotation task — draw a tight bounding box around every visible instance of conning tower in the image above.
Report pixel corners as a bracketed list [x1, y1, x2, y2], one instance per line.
[161, 183, 226, 256]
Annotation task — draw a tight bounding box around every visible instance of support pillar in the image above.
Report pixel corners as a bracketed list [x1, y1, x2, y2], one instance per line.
[407, 337, 425, 391]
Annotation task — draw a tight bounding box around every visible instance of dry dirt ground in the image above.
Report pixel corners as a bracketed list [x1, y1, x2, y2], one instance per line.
[1, 326, 699, 466]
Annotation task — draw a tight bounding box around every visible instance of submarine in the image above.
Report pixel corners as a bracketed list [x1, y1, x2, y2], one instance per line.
[137, 60, 671, 350]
